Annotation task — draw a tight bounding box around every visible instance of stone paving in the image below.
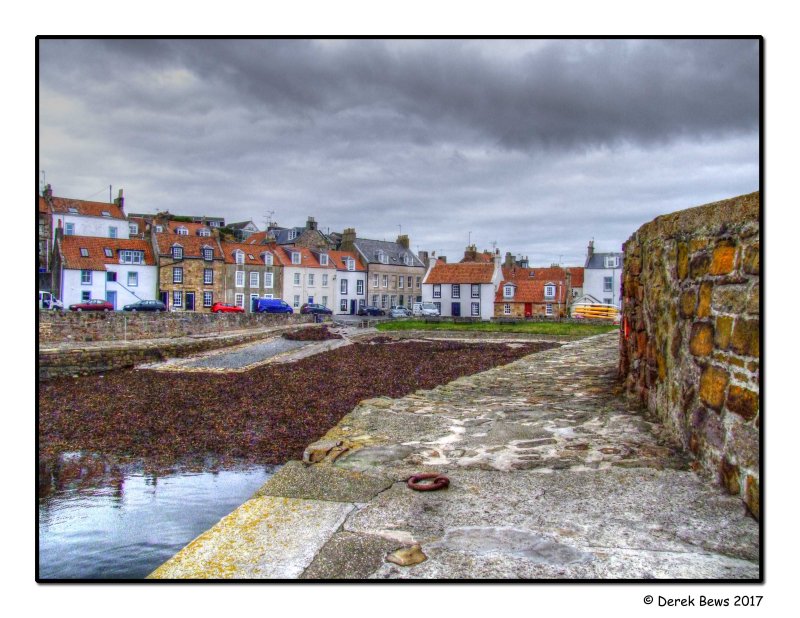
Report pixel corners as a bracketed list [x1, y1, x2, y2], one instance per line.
[150, 332, 759, 580]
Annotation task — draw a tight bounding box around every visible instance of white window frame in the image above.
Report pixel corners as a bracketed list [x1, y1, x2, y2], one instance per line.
[172, 246, 183, 260]
[340, 299, 348, 311]
[452, 284, 460, 298]
[308, 273, 315, 286]
[471, 302, 480, 316]
[173, 290, 183, 308]
[65, 222, 75, 236]
[381, 294, 388, 309]
[203, 291, 213, 307]
[204, 268, 213, 285]
[544, 284, 556, 299]
[605, 256, 619, 268]
[127, 271, 138, 287]
[433, 301, 441, 313]
[321, 296, 328, 306]
[604, 277, 613, 292]
[399, 276, 404, 289]
[504, 303, 511, 315]
[120, 250, 143, 264]
[382, 274, 389, 288]
[235, 271, 245, 287]
[319, 254, 329, 266]
[322, 274, 328, 286]
[347, 259, 355, 271]
[471, 284, 480, 298]
[293, 295, 300, 308]
[155, 225, 163, 233]
[250, 293, 259, 310]
[173, 267, 183, 283]
[103, 248, 113, 258]
[433, 284, 441, 298]
[416, 276, 421, 288]
[264, 252, 273, 266]
[372, 273, 379, 288]
[264, 272, 274, 288]
[109, 226, 118, 239]
[249, 272, 259, 288]
[198, 228, 211, 237]
[80, 248, 89, 257]
[129, 223, 138, 235]
[503, 285, 514, 299]
[235, 293, 245, 308]
[177, 226, 189, 236]
[545, 303, 553, 316]
[357, 280, 364, 295]
[372, 294, 378, 306]
[81, 270, 92, 285]
[341, 279, 348, 295]
[203, 247, 214, 261]
[288, 230, 297, 241]
[235, 251, 245, 265]
[291, 252, 301, 264]
[293, 273, 301, 285]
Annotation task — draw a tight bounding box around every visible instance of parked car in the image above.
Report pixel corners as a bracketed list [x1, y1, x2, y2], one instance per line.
[254, 298, 294, 314]
[357, 305, 385, 316]
[122, 300, 167, 312]
[69, 299, 114, 312]
[38, 291, 63, 310]
[390, 306, 411, 318]
[412, 302, 440, 317]
[300, 303, 333, 315]
[211, 302, 245, 314]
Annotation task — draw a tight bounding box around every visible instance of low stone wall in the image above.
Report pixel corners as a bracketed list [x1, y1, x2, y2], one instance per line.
[619, 192, 760, 518]
[38, 311, 311, 344]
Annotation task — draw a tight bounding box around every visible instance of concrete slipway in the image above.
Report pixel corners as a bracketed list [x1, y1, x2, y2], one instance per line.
[149, 332, 759, 580]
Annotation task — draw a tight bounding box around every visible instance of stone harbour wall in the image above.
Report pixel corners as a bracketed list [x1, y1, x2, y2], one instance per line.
[619, 192, 760, 518]
[38, 311, 311, 344]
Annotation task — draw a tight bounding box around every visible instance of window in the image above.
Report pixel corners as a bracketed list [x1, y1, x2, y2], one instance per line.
[235, 251, 244, 265]
[288, 230, 297, 240]
[173, 290, 183, 307]
[382, 274, 389, 288]
[109, 227, 118, 239]
[128, 271, 138, 287]
[433, 301, 441, 313]
[359, 299, 366, 308]
[471, 302, 480, 316]
[322, 274, 328, 286]
[203, 291, 213, 307]
[129, 223, 138, 235]
[155, 225, 163, 233]
[471, 284, 480, 298]
[319, 254, 329, 266]
[264, 253, 273, 266]
[407, 276, 413, 288]
[376, 250, 387, 264]
[250, 272, 259, 288]
[81, 291, 91, 301]
[340, 299, 348, 311]
[452, 284, 460, 298]
[433, 284, 441, 298]
[503, 285, 514, 299]
[80, 248, 89, 257]
[603, 277, 613, 292]
[235, 293, 245, 308]
[264, 272, 273, 288]
[203, 248, 214, 261]
[605, 256, 620, 268]
[198, 228, 210, 237]
[604, 297, 613, 305]
[341, 279, 348, 295]
[308, 273, 315, 286]
[291, 252, 301, 264]
[204, 268, 213, 285]
[293, 273, 301, 285]
[106, 271, 117, 282]
[398, 276, 404, 289]
[372, 294, 378, 306]
[120, 250, 143, 264]
[104, 248, 113, 258]
[81, 270, 92, 285]
[235, 271, 245, 287]
[372, 274, 379, 288]
[403, 253, 412, 266]
[173, 267, 183, 283]
[177, 226, 189, 235]
[546, 303, 553, 316]
[544, 284, 556, 299]
[172, 246, 183, 260]
[293, 295, 300, 308]
[101, 211, 111, 217]
[389, 275, 396, 289]
[504, 303, 511, 315]
[381, 294, 388, 309]
[322, 296, 328, 306]
[416, 276, 421, 288]
[356, 280, 364, 295]
[346, 258, 355, 271]
[65, 222, 75, 236]
[68, 207, 79, 214]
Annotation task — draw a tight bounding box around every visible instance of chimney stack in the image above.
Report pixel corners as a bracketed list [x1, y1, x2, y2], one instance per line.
[587, 240, 595, 259]
[114, 188, 125, 212]
[396, 234, 410, 249]
[306, 216, 317, 231]
[463, 244, 477, 262]
[43, 183, 53, 200]
[504, 251, 514, 269]
[341, 228, 357, 252]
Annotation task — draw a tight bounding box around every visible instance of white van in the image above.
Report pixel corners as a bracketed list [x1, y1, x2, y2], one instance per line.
[412, 302, 440, 317]
[38, 291, 63, 310]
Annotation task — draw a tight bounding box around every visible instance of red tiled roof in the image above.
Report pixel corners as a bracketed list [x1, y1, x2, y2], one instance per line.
[460, 251, 494, 263]
[273, 246, 335, 269]
[495, 279, 568, 304]
[502, 265, 583, 287]
[154, 233, 222, 259]
[245, 231, 273, 245]
[568, 267, 584, 287]
[220, 241, 277, 265]
[424, 262, 496, 284]
[49, 196, 126, 220]
[166, 221, 212, 236]
[327, 250, 366, 272]
[38, 196, 49, 214]
[60, 236, 156, 271]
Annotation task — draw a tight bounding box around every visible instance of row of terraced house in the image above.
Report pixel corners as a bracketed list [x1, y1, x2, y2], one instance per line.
[37, 185, 622, 317]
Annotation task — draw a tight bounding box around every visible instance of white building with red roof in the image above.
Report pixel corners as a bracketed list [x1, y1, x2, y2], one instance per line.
[44, 185, 128, 243]
[328, 250, 367, 314]
[274, 246, 336, 310]
[422, 251, 503, 320]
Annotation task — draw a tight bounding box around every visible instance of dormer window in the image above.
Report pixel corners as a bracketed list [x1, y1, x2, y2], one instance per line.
[376, 250, 388, 264]
[104, 248, 113, 258]
[605, 256, 620, 268]
[176, 226, 189, 235]
[198, 228, 211, 237]
[172, 245, 183, 260]
[288, 230, 297, 240]
[264, 253, 273, 266]
[101, 211, 111, 217]
[129, 223, 138, 235]
[235, 251, 245, 265]
[155, 225, 164, 233]
[503, 285, 515, 299]
[346, 258, 355, 271]
[544, 284, 556, 299]
[319, 254, 329, 266]
[402, 253, 412, 266]
[291, 252, 301, 265]
[80, 248, 89, 257]
[203, 247, 214, 261]
[67, 207, 79, 214]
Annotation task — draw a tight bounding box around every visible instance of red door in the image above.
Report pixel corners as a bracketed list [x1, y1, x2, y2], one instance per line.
[524, 303, 533, 318]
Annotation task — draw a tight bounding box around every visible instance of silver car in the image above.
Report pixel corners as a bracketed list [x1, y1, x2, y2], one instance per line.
[389, 306, 411, 318]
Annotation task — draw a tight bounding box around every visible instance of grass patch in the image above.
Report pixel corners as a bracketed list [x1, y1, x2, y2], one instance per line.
[376, 319, 618, 336]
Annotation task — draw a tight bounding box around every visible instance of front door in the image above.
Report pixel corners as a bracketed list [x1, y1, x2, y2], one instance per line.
[185, 292, 195, 311]
[350, 299, 356, 314]
[160, 291, 168, 309]
[452, 302, 461, 317]
[106, 291, 117, 310]
[525, 303, 533, 318]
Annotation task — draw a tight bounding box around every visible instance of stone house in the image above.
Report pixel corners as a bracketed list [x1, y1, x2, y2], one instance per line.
[38, 195, 52, 292]
[274, 246, 336, 310]
[268, 216, 334, 250]
[52, 235, 158, 309]
[220, 241, 283, 312]
[422, 256, 502, 320]
[327, 250, 367, 314]
[343, 230, 427, 310]
[583, 240, 624, 308]
[497, 265, 579, 318]
[153, 233, 225, 312]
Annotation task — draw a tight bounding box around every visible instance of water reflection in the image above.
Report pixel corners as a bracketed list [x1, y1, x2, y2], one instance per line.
[38, 451, 278, 579]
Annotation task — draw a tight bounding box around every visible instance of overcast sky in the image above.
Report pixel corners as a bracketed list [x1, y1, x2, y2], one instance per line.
[38, 38, 759, 265]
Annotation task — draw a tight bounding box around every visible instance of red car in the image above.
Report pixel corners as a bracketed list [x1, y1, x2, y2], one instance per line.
[69, 299, 114, 312]
[211, 302, 245, 314]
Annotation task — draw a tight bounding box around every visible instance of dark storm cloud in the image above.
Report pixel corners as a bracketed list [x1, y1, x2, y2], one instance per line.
[38, 38, 759, 264]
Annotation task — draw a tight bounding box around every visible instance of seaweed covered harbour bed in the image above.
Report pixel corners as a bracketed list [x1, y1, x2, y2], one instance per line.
[39, 340, 559, 464]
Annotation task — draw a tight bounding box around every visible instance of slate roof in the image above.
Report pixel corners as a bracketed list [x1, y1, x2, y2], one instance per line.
[353, 238, 425, 267]
[586, 252, 623, 269]
[49, 196, 126, 219]
[154, 233, 222, 259]
[424, 262, 496, 284]
[60, 236, 156, 271]
[228, 220, 259, 231]
[220, 241, 276, 265]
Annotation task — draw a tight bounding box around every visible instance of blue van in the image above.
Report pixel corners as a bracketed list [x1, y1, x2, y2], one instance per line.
[255, 298, 294, 314]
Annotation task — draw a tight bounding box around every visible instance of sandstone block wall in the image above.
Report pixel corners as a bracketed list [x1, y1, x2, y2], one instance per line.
[619, 192, 760, 518]
[38, 311, 311, 344]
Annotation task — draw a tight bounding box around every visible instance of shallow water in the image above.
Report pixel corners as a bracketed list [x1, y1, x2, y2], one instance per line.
[38, 452, 278, 579]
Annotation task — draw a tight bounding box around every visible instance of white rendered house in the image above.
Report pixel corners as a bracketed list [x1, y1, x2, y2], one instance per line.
[422, 255, 503, 320]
